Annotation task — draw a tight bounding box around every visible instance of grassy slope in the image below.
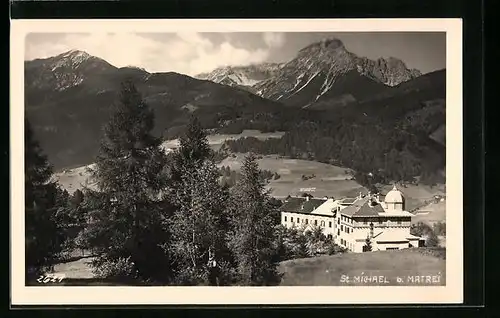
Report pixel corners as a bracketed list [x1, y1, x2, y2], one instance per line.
[219, 154, 364, 198]
[35, 248, 445, 286]
[279, 248, 446, 286]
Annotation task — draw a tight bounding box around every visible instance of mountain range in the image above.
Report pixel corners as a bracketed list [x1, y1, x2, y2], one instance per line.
[196, 38, 422, 108]
[24, 38, 445, 175]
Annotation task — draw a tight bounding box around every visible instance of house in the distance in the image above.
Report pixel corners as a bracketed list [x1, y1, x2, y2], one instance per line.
[280, 185, 424, 253]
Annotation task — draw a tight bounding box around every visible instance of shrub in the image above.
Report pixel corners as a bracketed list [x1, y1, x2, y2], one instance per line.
[433, 221, 446, 236]
[91, 256, 138, 281]
[410, 222, 439, 247]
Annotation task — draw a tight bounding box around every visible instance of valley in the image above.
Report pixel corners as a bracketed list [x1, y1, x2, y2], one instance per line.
[23, 32, 450, 290]
[25, 38, 446, 186]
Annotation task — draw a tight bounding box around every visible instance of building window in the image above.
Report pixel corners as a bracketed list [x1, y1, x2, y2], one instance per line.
[337, 230, 340, 236]
[284, 216, 287, 222]
[329, 221, 332, 228]
[291, 217, 293, 222]
[305, 219, 308, 224]
[297, 218, 300, 223]
[314, 220, 318, 226]
[327, 234, 332, 240]
[320, 221, 325, 227]
[341, 225, 343, 231]
[338, 218, 340, 224]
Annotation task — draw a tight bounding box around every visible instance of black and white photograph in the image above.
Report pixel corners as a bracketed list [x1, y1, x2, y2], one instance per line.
[11, 19, 463, 305]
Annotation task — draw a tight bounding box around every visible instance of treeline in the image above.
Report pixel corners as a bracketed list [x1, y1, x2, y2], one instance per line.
[25, 81, 320, 286]
[223, 105, 445, 186]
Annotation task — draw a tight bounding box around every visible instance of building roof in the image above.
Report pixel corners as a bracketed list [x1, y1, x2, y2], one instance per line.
[310, 198, 338, 216]
[280, 197, 327, 214]
[381, 210, 415, 217]
[373, 231, 411, 243]
[340, 197, 384, 217]
[385, 184, 405, 203]
[340, 197, 357, 205]
[406, 234, 424, 240]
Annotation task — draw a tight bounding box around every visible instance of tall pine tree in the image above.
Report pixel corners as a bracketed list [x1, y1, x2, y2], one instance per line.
[25, 119, 64, 280]
[81, 80, 171, 283]
[168, 116, 233, 285]
[169, 115, 212, 185]
[227, 153, 281, 286]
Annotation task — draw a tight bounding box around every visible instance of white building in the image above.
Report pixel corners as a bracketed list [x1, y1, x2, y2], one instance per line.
[280, 185, 424, 253]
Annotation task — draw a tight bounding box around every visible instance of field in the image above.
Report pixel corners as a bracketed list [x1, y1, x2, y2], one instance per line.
[411, 200, 446, 225]
[219, 153, 363, 199]
[162, 129, 285, 152]
[52, 256, 95, 279]
[34, 248, 445, 286]
[279, 248, 446, 286]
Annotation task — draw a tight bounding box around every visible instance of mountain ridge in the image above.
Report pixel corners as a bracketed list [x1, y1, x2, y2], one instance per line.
[253, 38, 423, 108]
[24, 47, 445, 184]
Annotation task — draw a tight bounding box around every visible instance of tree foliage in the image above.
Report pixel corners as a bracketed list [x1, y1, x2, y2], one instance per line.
[410, 222, 439, 247]
[363, 236, 373, 252]
[222, 102, 445, 186]
[169, 161, 232, 285]
[167, 115, 235, 285]
[25, 119, 66, 279]
[227, 153, 281, 285]
[80, 80, 172, 282]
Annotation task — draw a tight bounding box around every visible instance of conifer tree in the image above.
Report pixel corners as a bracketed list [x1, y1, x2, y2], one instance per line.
[170, 115, 212, 185]
[168, 116, 233, 285]
[227, 153, 281, 286]
[363, 236, 373, 252]
[81, 80, 171, 282]
[169, 160, 231, 285]
[25, 119, 64, 280]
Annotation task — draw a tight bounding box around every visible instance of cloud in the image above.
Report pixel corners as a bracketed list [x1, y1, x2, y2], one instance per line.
[24, 32, 276, 76]
[262, 32, 286, 48]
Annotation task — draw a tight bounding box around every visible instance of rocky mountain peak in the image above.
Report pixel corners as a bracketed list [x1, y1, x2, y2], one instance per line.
[51, 49, 94, 69]
[25, 49, 116, 92]
[253, 38, 423, 107]
[299, 37, 346, 53]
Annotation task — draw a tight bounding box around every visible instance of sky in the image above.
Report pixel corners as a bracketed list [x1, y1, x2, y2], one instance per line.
[25, 32, 446, 76]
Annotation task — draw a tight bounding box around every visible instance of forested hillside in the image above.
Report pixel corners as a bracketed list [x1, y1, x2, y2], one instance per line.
[223, 70, 446, 185]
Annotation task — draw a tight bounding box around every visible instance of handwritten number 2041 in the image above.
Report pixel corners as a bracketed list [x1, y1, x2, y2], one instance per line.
[37, 274, 65, 284]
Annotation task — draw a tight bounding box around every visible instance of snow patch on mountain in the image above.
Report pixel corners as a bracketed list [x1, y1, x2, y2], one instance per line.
[195, 63, 283, 88]
[253, 38, 422, 107]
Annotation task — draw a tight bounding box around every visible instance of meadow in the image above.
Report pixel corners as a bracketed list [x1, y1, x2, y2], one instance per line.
[33, 248, 445, 286]
[278, 248, 446, 286]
